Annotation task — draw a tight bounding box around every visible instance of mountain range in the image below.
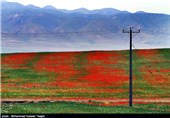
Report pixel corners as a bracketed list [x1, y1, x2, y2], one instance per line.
[1, 2, 170, 53]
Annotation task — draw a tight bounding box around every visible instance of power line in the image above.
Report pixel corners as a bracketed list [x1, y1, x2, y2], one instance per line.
[132, 33, 138, 38]
[132, 43, 136, 49]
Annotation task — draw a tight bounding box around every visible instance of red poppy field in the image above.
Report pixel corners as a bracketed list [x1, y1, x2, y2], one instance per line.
[1, 49, 170, 107]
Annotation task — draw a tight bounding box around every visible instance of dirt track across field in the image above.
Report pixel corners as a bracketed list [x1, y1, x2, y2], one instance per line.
[1, 98, 170, 104]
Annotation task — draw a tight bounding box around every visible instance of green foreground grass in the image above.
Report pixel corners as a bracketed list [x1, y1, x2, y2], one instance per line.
[1, 102, 170, 114]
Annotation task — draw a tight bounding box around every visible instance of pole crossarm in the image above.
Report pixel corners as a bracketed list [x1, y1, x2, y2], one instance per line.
[122, 29, 140, 33]
[122, 27, 140, 107]
[122, 29, 130, 33]
[132, 30, 140, 33]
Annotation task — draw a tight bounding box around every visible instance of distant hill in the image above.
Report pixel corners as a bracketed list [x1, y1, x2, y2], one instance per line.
[1, 1, 170, 53]
[57, 8, 122, 15]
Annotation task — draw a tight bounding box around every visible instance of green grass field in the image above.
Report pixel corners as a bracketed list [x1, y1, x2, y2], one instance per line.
[1, 49, 170, 113]
[1, 102, 170, 114]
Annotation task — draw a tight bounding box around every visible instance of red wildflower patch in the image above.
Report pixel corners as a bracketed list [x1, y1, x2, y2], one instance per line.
[88, 52, 113, 61]
[160, 69, 170, 73]
[87, 83, 111, 87]
[82, 51, 129, 86]
[87, 52, 121, 64]
[87, 66, 126, 74]
[135, 50, 158, 58]
[80, 74, 128, 84]
[136, 50, 169, 86]
[56, 81, 78, 88]
[35, 52, 81, 90]
[149, 69, 159, 72]
[140, 67, 168, 86]
[35, 53, 79, 76]
[2, 53, 36, 68]
[1, 83, 16, 88]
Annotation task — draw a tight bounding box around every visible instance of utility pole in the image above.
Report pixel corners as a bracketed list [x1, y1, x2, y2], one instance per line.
[122, 27, 140, 107]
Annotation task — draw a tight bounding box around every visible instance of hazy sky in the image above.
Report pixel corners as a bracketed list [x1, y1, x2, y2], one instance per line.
[3, 0, 170, 14]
